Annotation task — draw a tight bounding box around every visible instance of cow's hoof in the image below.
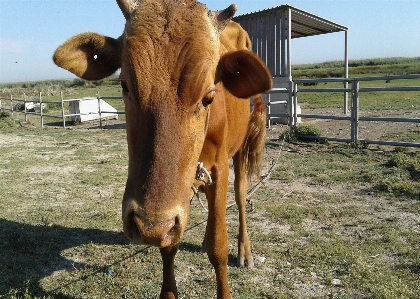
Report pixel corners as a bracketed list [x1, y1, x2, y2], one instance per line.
[238, 255, 254, 268]
[160, 292, 177, 299]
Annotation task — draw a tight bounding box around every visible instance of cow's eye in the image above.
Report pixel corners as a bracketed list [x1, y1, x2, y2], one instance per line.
[121, 81, 129, 94]
[202, 90, 215, 108]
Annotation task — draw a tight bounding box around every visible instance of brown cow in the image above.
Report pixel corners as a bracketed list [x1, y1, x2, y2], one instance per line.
[53, 0, 272, 298]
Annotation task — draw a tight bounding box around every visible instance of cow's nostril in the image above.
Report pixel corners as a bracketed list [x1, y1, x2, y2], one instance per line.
[131, 213, 144, 242]
[166, 216, 180, 238]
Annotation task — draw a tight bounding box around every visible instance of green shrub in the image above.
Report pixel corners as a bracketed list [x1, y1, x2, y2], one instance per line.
[387, 152, 420, 169]
[374, 151, 420, 196]
[0, 110, 10, 118]
[279, 127, 296, 142]
[295, 123, 323, 137]
[377, 177, 419, 196]
[279, 124, 323, 143]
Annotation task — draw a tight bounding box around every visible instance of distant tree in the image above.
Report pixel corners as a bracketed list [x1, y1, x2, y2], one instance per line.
[70, 78, 86, 87]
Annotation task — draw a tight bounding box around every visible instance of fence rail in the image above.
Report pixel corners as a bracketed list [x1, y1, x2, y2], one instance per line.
[0, 92, 123, 129]
[285, 74, 420, 148]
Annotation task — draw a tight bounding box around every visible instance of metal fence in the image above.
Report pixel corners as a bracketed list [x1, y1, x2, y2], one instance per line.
[0, 92, 124, 129]
[270, 74, 420, 148]
[2, 74, 420, 147]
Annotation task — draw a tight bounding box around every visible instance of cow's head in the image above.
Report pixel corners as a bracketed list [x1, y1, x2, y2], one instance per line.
[53, 0, 271, 248]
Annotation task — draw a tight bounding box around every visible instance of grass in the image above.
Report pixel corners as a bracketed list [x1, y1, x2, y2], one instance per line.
[270, 137, 420, 197]
[295, 77, 420, 110]
[291, 57, 420, 110]
[293, 57, 420, 79]
[1, 117, 419, 298]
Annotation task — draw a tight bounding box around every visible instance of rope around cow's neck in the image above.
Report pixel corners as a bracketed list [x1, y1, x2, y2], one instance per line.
[191, 133, 285, 213]
[191, 162, 213, 212]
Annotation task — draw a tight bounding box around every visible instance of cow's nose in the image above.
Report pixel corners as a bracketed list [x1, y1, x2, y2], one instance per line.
[131, 214, 181, 248]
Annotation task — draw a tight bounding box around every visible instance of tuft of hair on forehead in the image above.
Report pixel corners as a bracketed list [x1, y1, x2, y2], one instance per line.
[129, 0, 211, 38]
[174, 0, 199, 7]
[144, 0, 202, 10]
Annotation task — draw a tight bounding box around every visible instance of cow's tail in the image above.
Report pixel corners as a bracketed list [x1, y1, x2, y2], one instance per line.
[241, 95, 266, 181]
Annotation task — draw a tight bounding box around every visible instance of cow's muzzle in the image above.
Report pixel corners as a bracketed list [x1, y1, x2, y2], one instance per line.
[125, 212, 183, 248]
[133, 215, 181, 247]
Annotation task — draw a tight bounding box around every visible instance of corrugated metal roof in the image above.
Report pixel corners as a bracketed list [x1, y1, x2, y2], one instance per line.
[233, 4, 348, 39]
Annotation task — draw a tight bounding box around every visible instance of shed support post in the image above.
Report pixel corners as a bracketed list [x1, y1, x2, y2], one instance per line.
[344, 30, 349, 114]
[280, 10, 286, 76]
[286, 8, 292, 78]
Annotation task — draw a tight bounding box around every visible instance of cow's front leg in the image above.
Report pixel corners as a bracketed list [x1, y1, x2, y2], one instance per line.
[159, 245, 179, 299]
[205, 162, 232, 299]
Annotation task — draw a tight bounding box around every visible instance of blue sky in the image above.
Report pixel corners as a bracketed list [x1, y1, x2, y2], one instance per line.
[1, 0, 419, 83]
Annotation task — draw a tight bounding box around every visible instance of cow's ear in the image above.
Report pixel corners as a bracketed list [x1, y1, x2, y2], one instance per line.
[53, 33, 121, 81]
[216, 50, 272, 99]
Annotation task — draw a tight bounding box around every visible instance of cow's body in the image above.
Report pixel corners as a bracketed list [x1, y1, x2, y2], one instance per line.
[53, 1, 272, 298]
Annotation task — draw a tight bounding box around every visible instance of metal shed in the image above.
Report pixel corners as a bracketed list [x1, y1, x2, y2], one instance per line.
[233, 4, 349, 79]
[234, 5, 349, 122]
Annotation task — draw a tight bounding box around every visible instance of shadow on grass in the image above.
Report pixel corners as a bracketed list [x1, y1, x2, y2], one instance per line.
[0, 219, 129, 298]
[1, 218, 241, 298]
[43, 121, 126, 130]
[179, 242, 240, 268]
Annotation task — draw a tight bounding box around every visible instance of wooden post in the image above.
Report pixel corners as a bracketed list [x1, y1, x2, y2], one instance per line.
[61, 91, 66, 128]
[24, 93, 28, 122]
[97, 91, 102, 128]
[39, 92, 43, 129]
[10, 94, 14, 120]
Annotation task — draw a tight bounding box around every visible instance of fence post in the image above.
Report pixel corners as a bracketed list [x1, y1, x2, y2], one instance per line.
[24, 93, 28, 122]
[288, 80, 293, 129]
[10, 94, 14, 120]
[61, 91, 66, 128]
[39, 92, 44, 129]
[97, 91, 102, 129]
[351, 79, 359, 143]
[344, 80, 349, 115]
[267, 92, 271, 129]
[293, 82, 298, 129]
